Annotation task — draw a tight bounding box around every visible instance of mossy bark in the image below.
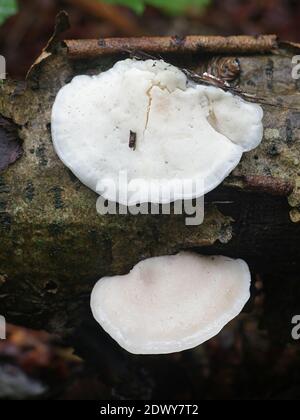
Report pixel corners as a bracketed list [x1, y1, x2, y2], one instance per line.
[0, 41, 300, 338]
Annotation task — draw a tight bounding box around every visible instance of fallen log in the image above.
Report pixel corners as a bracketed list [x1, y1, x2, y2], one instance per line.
[0, 31, 300, 341]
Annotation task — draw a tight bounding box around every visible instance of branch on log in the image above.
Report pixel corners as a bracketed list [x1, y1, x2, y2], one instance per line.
[226, 175, 294, 197]
[65, 35, 278, 59]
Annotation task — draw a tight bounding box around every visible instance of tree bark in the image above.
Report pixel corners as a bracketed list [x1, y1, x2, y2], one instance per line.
[0, 36, 300, 340]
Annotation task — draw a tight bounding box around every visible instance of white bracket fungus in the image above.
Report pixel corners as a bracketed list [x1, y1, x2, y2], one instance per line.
[90, 252, 251, 355]
[51, 59, 263, 205]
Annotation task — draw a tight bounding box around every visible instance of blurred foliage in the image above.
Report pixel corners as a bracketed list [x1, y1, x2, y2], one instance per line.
[0, 0, 211, 26]
[0, 0, 17, 25]
[103, 0, 211, 15]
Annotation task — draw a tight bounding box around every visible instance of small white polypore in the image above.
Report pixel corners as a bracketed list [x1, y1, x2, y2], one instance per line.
[91, 252, 251, 355]
[51, 59, 264, 205]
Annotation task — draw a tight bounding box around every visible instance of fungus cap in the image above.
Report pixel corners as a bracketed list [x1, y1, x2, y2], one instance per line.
[51, 59, 263, 205]
[90, 252, 251, 355]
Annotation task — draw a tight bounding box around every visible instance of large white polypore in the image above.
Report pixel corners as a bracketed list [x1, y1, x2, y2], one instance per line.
[52, 59, 263, 205]
[90, 252, 251, 354]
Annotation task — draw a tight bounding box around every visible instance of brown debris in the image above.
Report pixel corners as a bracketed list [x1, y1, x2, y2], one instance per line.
[0, 324, 81, 399]
[26, 11, 70, 81]
[42, 10, 71, 55]
[0, 116, 23, 173]
[65, 35, 278, 59]
[279, 41, 300, 53]
[0, 324, 80, 375]
[239, 175, 294, 197]
[206, 57, 241, 82]
[129, 131, 137, 151]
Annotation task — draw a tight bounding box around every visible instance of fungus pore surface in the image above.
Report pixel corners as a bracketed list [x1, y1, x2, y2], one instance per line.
[51, 59, 263, 205]
[90, 252, 251, 354]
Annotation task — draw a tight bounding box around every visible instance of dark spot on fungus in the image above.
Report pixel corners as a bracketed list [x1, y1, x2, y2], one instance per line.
[129, 131, 137, 151]
[0, 115, 23, 173]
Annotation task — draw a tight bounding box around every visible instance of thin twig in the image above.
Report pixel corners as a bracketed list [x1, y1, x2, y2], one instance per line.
[65, 35, 278, 59]
[182, 68, 300, 110]
[65, 37, 299, 111]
